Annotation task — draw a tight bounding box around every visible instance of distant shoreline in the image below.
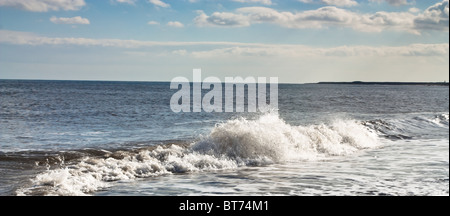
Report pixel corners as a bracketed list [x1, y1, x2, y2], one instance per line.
[317, 81, 449, 86]
[0, 79, 449, 86]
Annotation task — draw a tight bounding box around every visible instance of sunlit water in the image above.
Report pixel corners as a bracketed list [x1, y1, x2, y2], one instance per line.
[97, 139, 448, 196]
[0, 80, 448, 196]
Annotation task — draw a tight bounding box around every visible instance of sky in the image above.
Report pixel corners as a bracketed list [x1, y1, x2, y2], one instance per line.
[0, 0, 448, 83]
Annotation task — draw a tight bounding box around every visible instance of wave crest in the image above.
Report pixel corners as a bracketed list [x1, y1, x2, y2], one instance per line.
[193, 113, 380, 162]
[17, 113, 381, 196]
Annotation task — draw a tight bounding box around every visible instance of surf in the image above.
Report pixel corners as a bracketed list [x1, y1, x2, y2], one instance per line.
[16, 113, 382, 196]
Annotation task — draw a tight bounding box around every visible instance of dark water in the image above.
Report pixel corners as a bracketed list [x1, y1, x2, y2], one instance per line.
[0, 80, 448, 196]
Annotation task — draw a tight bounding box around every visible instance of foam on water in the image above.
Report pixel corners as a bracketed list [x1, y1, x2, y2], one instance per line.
[434, 113, 449, 126]
[16, 145, 238, 196]
[17, 113, 381, 196]
[193, 113, 380, 162]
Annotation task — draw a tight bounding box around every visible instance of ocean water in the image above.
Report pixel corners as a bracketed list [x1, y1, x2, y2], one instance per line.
[0, 80, 448, 196]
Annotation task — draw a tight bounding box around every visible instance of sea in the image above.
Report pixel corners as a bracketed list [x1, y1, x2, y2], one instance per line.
[0, 80, 448, 196]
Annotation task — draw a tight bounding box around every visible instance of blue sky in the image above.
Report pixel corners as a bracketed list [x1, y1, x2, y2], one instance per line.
[0, 0, 448, 83]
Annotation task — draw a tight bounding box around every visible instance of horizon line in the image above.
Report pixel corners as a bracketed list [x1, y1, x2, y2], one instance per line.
[0, 78, 448, 85]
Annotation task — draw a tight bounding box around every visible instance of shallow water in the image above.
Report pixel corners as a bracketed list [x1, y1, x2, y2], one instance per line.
[94, 139, 448, 196]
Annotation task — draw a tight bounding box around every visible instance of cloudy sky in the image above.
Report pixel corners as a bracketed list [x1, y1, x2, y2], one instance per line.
[0, 0, 448, 83]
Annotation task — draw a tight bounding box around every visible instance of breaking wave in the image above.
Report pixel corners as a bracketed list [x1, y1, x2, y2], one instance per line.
[17, 113, 381, 196]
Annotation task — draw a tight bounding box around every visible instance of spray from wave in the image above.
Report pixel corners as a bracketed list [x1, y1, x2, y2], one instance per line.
[17, 113, 381, 196]
[433, 113, 449, 126]
[193, 113, 380, 163]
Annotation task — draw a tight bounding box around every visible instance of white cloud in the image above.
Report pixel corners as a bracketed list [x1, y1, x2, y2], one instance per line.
[232, 0, 273, 5]
[369, 0, 409, 6]
[147, 21, 160, 25]
[148, 0, 170, 8]
[0, 30, 447, 58]
[194, 11, 250, 27]
[172, 49, 188, 56]
[409, 7, 420, 13]
[190, 44, 450, 58]
[0, 0, 86, 12]
[50, 16, 90, 25]
[359, 11, 417, 33]
[321, 0, 358, 7]
[194, 1, 450, 34]
[414, 0, 449, 31]
[298, 0, 358, 7]
[0, 30, 248, 48]
[196, 6, 418, 33]
[167, 21, 184, 28]
[116, 0, 136, 4]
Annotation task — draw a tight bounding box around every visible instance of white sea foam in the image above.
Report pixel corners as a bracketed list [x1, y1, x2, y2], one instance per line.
[193, 113, 380, 162]
[433, 113, 449, 126]
[17, 145, 237, 196]
[17, 113, 381, 196]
